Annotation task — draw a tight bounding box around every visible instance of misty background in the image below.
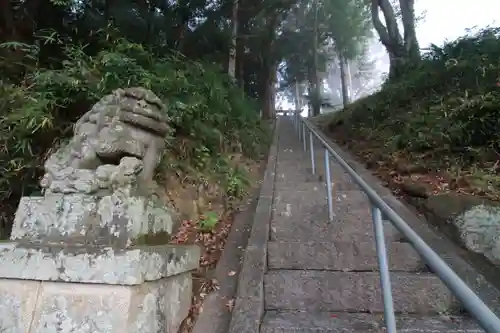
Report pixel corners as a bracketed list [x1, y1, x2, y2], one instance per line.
[276, 0, 500, 114]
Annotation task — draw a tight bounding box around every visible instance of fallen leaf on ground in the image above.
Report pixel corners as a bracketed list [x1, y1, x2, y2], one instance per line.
[226, 299, 235, 311]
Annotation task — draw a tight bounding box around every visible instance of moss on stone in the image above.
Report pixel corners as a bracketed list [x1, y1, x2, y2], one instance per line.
[132, 231, 172, 246]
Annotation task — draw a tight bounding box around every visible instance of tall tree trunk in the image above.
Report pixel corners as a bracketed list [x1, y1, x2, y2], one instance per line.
[339, 53, 350, 107]
[138, 0, 155, 46]
[228, 0, 238, 79]
[104, 0, 114, 23]
[345, 59, 352, 100]
[237, 52, 245, 88]
[146, 4, 155, 47]
[294, 82, 302, 114]
[235, 25, 245, 87]
[260, 12, 279, 119]
[311, 0, 321, 117]
[399, 0, 420, 61]
[269, 64, 277, 118]
[306, 82, 311, 116]
[235, 0, 248, 87]
[0, 0, 42, 42]
[370, 0, 420, 79]
[262, 69, 274, 120]
[0, 0, 15, 41]
[0, 0, 42, 77]
[310, 72, 321, 116]
[175, 22, 188, 51]
[172, 3, 190, 51]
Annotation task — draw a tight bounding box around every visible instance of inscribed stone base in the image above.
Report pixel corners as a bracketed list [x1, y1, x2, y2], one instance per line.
[0, 272, 192, 333]
[0, 243, 199, 333]
[0, 242, 200, 285]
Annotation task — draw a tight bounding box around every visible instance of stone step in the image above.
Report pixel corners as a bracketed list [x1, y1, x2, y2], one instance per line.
[274, 172, 360, 192]
[279, 148, 351, 169]
[276, 159, 353, 182]
[273, 189, 371, 219]
[264, 271, 458, 313]
[270, 209, 401, 242]
[271, 180, 402, 243]
[279, 149, 342, 164]
[274, 177, 326, 192]
[267, 241, 422, 271]
[261, 311, 483, 333]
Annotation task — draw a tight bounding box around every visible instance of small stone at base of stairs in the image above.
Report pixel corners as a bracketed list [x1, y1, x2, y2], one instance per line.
[261, 311, 484, 333]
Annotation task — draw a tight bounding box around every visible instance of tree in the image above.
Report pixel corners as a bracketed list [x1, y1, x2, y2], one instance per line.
[277, 0, 372, 114]
[0, 0, 374, 119]
[1, 0, 297, 236]
[370, 0, 420, 79]
[322, 0, 372, 106]
[228, 0, 239, 78]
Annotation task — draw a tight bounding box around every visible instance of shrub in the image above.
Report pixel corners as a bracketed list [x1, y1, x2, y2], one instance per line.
[328, 27, 500, 163]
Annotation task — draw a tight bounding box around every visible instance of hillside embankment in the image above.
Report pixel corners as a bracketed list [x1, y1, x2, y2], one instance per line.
[316, 27, 500, 280]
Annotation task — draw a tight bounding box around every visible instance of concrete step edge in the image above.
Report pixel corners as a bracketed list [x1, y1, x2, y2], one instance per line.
[261, 311, 483, 333]
[264, 270, 459, 314]
[267, 241, 423, 271]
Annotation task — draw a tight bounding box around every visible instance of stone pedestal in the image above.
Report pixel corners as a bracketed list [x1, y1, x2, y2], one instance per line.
[0, 88, 202, 333]
[0, 184, 200, 333]
[0, 182, 200, 333]
[0, 243, 200, 333]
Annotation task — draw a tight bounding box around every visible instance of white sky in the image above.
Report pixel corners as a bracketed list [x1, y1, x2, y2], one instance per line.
[416, 0, 499, 47]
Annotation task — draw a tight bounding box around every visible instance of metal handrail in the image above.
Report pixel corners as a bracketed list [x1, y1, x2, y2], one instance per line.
[291, 113, 500, 333]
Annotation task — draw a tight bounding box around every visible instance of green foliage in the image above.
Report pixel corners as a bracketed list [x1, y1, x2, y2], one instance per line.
[322, 0, 372, 59]
[209, 155, 252, 202]
[278, 0, 372, 93]
[224, 165, 251, 200]
[0, 32, 269, 233]
[198, 211, 219, 232]
[328, 27, 500, 166]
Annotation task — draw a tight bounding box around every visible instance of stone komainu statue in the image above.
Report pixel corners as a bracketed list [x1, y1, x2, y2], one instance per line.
[41, 87, 172, 196]
[0, 88, 199, 333]
[11, 87, 178, 245]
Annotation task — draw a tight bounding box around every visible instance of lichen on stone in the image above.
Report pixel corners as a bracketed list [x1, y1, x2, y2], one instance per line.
[454, 203, 500, 265]
[132, 231, 172, 246]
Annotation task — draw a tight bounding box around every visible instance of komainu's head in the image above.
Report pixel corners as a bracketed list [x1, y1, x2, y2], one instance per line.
[75, 87, 172, 166]
[41, 87, 173, 194]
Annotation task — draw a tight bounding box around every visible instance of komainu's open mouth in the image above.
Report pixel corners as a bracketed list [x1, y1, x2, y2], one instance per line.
[119, 110, 170, 136]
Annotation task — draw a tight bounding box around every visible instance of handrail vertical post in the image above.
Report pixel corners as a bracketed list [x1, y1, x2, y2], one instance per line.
[299, 119, 304, 143]
[371, 206, 397, 333]
[309, 131, 315, 174]
[324, 149, 334, 221]
[302, 125, 307, 152]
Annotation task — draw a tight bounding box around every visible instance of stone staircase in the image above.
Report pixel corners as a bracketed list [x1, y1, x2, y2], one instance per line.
[260, 117, 483, 332]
